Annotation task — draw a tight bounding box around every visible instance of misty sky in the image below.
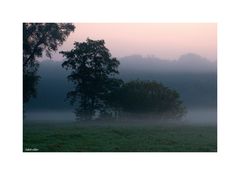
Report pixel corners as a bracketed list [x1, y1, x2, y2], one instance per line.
[51, 23, 217, 61]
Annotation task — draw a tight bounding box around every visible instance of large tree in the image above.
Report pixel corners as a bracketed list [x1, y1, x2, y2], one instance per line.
[23, 23, 75, 107]
[61, 39, 122, 120]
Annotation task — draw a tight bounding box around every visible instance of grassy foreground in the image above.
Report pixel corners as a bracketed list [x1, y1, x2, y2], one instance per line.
[23, 121, 217, 152]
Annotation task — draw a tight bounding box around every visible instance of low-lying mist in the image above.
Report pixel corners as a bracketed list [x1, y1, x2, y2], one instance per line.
[25, 108, 217, 126]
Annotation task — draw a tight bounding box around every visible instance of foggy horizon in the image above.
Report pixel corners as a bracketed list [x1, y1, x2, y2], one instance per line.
[41, 52, 217, 63]
[44, 23, 217, 62]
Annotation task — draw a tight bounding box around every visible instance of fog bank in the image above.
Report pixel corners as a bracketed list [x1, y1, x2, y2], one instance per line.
[25, 108, 217, 125]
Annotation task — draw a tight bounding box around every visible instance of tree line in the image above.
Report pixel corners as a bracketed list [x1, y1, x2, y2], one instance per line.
[23, 23, 186, 120]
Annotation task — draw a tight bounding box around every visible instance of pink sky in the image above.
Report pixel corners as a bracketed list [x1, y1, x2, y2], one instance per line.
[54, 23, 217, 61]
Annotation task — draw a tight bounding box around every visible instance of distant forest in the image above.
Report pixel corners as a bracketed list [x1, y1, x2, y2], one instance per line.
[26, 54, 217, 112]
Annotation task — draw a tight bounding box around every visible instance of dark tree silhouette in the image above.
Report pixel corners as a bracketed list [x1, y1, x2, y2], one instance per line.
[23, 23, 75, 68]
[61, 38, 122, 120]
[108, 80, 186, 119]
[23, 23, 75, 110]
[23, 65, 40, 104]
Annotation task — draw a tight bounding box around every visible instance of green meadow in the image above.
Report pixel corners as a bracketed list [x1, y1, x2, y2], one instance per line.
[23, 121, 217, 152]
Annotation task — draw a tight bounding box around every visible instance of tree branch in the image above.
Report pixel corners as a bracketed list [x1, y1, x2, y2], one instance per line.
[23, 33, 46, 68]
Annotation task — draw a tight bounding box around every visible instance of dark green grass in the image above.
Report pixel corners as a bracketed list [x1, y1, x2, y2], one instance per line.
[23, 121, 217, 152]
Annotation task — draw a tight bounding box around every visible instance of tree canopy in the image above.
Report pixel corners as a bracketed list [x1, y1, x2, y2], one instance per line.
[23, 23, 75, 69]
[108, 80, 186, 119]
[61, 38, 122, 120]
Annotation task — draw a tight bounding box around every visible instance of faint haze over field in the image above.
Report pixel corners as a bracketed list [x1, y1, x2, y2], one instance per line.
[47, 23, 217, 61]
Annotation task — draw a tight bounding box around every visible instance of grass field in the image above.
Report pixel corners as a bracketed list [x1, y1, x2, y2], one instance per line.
[23, 121, 217, 152]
